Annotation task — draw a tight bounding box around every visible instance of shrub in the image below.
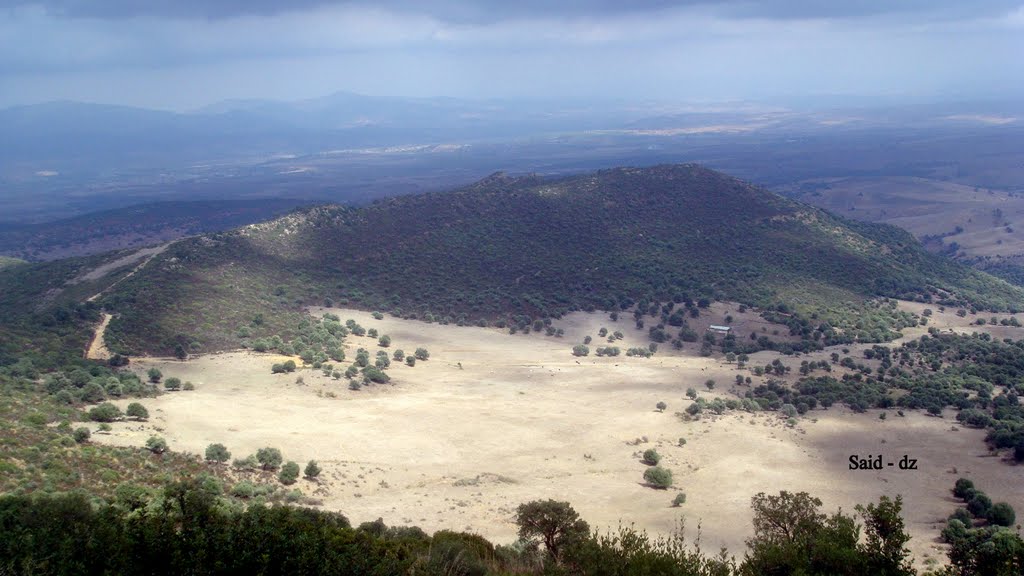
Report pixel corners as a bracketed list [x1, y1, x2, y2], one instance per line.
[271, 363, 286, 374]
[678, 437, 687, 446]
[145, 435, 168, 454]
[948, 507, 973, 525]
[988, 502, 1016, 527]
[205, 443, 231, 463]
[279, 461, 300, 485]
[686, 387, 697, 399]
[572, 345, 590, 357]
[125, 402, 149, 421]
[967, 493, 993, 518]
[642, 449, 661, 465]
[643, 466, 673, 489]
[672, 493, 686, 507]
[705, 379, 715, 390]
[655, 401, 667, 412]
[406, 356, 416, 367]
[231, 481, 255, 498]
[164, 377, 182, 391]
[393, 349, 405, 361]
[304, 460, 321, 479]
[147, 368, 162, 383]
[414, 348, 430, 361]
[378, 335, 391, 347]
[233, 455, 259, 470]
[182, 381, 195, 391]
[89, 402, 122, 422]
[73, 427, 91, 444]
[953, 478, 975, 500]
[256, 447, 283, 470]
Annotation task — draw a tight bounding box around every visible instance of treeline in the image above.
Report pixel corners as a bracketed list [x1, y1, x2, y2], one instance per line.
[0, 482, 921, 576]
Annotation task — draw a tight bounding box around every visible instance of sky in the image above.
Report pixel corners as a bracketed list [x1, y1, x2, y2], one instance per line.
[0, 0, 1021, 110]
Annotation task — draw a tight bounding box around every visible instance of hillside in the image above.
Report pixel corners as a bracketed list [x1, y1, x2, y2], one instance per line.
[77, 164, 1022, 356]
[0, 199, 310, 261]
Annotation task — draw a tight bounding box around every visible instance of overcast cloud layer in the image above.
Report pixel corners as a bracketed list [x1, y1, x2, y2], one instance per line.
[0, 0, 1021, 109]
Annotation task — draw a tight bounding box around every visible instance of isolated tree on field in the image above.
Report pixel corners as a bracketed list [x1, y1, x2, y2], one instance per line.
[705, 379, 715, 391]
[125, 402, 149, 421]
[205, 443, 231, 464]
[686, 387, 697, 399]
[304, 460, 321, 480]
[414, 347, 430, 361]
[256, 447, 283, 470]
[643, 466, 673, 489]
[147, 368, 162, 383]
[655, 401, 667, 412]
[515, 500, 590, 564]
[406, 356, 416, 367]
[164, 377, 182, 391]
[378, 335, 391, 347]
[393, 349, 405, 361]
[642, 448, 661, 465]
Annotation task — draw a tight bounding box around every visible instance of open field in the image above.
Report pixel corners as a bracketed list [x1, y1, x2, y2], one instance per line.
[93, 306, 1024, 568]
[782, 176, 1024, 260]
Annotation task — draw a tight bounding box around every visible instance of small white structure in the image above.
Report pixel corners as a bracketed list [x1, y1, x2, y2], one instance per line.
[708, 325, 731, 334]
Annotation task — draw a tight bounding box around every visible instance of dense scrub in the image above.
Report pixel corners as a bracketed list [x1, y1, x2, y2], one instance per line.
[88, 164, 1023, 354]
[736, 332, 1024, 459]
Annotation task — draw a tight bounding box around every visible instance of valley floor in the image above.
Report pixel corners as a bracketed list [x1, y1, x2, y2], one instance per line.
[92, 305, 1024, 569]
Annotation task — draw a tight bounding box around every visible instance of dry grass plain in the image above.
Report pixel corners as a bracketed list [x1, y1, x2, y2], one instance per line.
[783, 176, 1024, 260]
[93, 305, 1024, 568]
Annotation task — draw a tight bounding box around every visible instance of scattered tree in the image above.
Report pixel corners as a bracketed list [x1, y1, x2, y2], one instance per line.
[147, 368, 162, 383]
[642, 449, 661, 466]
[278, 461, 300, 485]
[256, 447, 283, 470]
[643, 466, 673, 489]
[655, 401, 667, 412]
[304, 460, 321, 480]
[205, 443, 231, 464]
[125, 402, 149, 421]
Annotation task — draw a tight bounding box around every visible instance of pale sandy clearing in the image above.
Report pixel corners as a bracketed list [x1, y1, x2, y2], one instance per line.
[92, 308, 1024, 568]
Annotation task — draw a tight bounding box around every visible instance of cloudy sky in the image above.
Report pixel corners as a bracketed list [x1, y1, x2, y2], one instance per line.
[0, 0, 1021, 110]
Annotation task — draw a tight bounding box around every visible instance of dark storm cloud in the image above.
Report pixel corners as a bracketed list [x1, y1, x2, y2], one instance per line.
[2, 0, 1020, 21]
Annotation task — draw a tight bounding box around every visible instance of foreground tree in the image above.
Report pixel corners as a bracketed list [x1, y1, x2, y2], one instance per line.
[515, 500, 590, 564]
[856, 495, 915, 576]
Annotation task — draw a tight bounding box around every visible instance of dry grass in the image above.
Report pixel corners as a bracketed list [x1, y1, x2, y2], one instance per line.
[91, 306, 1024, 569]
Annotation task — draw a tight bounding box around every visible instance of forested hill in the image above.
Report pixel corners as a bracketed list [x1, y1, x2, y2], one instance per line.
[57, 163, 1024, 354]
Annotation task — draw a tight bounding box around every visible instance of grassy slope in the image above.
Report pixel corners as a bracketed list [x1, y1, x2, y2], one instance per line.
[93, 164, 1024, 355]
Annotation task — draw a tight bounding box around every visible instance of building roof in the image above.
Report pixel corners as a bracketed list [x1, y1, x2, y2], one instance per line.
[708, 325, 731, 331]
